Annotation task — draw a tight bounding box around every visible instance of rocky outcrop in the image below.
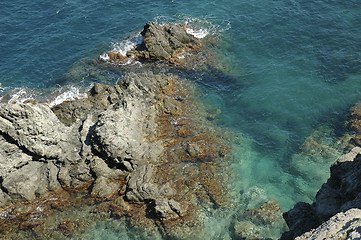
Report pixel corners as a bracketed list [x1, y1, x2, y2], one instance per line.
[0, 20, 234, 239]
[0, 72, 169, 209]
[281, 147, 361, 239]
[295, 208, 361, 240]
[0, 69, 231, 239]
[0, 103, 81, 160]
[107, 22, 202, 64]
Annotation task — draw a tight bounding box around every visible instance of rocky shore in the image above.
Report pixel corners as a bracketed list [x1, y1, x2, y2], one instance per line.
[2, 21, 360, 240]
[0, 22, 233, 239]
[281, 105, 361, 240]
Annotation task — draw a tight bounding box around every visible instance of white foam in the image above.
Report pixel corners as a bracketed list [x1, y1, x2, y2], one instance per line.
[99, 53, 110, 61]
[48, 85, 88, 107]
[182, 16, 231, 37]
[186, 27, 209, 39]
[8, 88, 34, 104]
[100, 34, 143, 62]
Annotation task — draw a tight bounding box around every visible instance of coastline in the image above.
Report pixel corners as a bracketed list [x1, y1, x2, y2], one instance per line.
[0, 22, 235, 239]
[0, 20, 360, 240]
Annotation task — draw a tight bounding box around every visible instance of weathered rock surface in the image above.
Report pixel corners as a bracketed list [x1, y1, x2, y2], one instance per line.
[2, 161, 60, 202]
[0, 103, 80, 160]
[0, 23, 232, 239]
[0, 72, 169, 209]
[295, 208, 361, 240]
[281, 147, 361, 239]
[107, 22, 201, 64]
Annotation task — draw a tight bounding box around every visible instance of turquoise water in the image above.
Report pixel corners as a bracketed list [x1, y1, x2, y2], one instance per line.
[1, 0, 361, 239]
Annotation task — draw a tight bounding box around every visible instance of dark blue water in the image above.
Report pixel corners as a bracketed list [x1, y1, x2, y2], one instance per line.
[1, 0, 361, 238]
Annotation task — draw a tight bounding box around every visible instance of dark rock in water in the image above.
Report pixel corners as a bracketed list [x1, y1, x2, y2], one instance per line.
[106, 22, 203, 64]
[281, 202, 319, 240]
[140, 22, 201, 59]
[281, 147, 361, 239]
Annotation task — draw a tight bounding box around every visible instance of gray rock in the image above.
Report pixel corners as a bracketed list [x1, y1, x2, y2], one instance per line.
[126, 164, 157, 202]
[58, 160, 93, 188]
[91, 176, 121, 198]
[0, 189, 11, 209]
[282, 147, 361, 239]
[51, 83, 124, 126]
[159, 183, 176, 197]
[128, 22, 201, 61]
[155, 198, 177, 219]
[0, 134, 32, 177]
[168, 198, 186, 216]
[0, 103, 81, 161]
[154, 198, 185, 220]
[90, 157, 126, 179]
[2, 161, 60, 202]
[0, 72, 174, 213]
[281, 202, 319, 240]
[90, 72, 164, 169]
[296, 208, 361, 240]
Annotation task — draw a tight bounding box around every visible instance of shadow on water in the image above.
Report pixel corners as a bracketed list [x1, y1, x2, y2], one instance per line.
[318, 53, 361, 83]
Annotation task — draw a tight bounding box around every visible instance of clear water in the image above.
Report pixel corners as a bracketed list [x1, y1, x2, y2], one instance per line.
[1, 0, 361, 239]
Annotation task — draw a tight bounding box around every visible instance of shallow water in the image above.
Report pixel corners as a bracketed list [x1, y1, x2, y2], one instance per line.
[1, 0, 361, 239]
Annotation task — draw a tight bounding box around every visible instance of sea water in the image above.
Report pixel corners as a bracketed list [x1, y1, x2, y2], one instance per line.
[1, 0, 361, 239]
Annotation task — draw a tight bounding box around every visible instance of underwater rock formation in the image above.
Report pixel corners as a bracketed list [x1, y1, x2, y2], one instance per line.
[232, 200, 287, 239]
[281, 146, 361, 239]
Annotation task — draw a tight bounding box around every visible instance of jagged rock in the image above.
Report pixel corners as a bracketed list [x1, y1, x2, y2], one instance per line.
[281, 202, 319, 240]
[91, 176, 121, 198]
[90, 157, 125, 179]
[107, 51, 128, 63]
[0, 134, 32, 177]
[295, 208, 361, 240]
[0, 66, 229, 238]
[90, 72, 164, 169]
[0, 72, 169, 209]
[51, 99, 93, 126]
[51, 83, 124, 126]
[2, 161, 60, 202]
[90, 105, 162, 170]
[315, 147, 361, 222]
[0, 189, 11, 209]
[158, 183, 175, 197]
[0, 103, 81, 161]
[126, 164, 158, 202]
[281, 147, 361, 239]
[58, 161, 93, 188]
[168, 198, 186, 216]
[154, 198, 185, 220]
[126, 22, 201, 62]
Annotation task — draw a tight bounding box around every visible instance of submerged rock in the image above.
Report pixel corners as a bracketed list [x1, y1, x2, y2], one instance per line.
[233, 200, 288, 240]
